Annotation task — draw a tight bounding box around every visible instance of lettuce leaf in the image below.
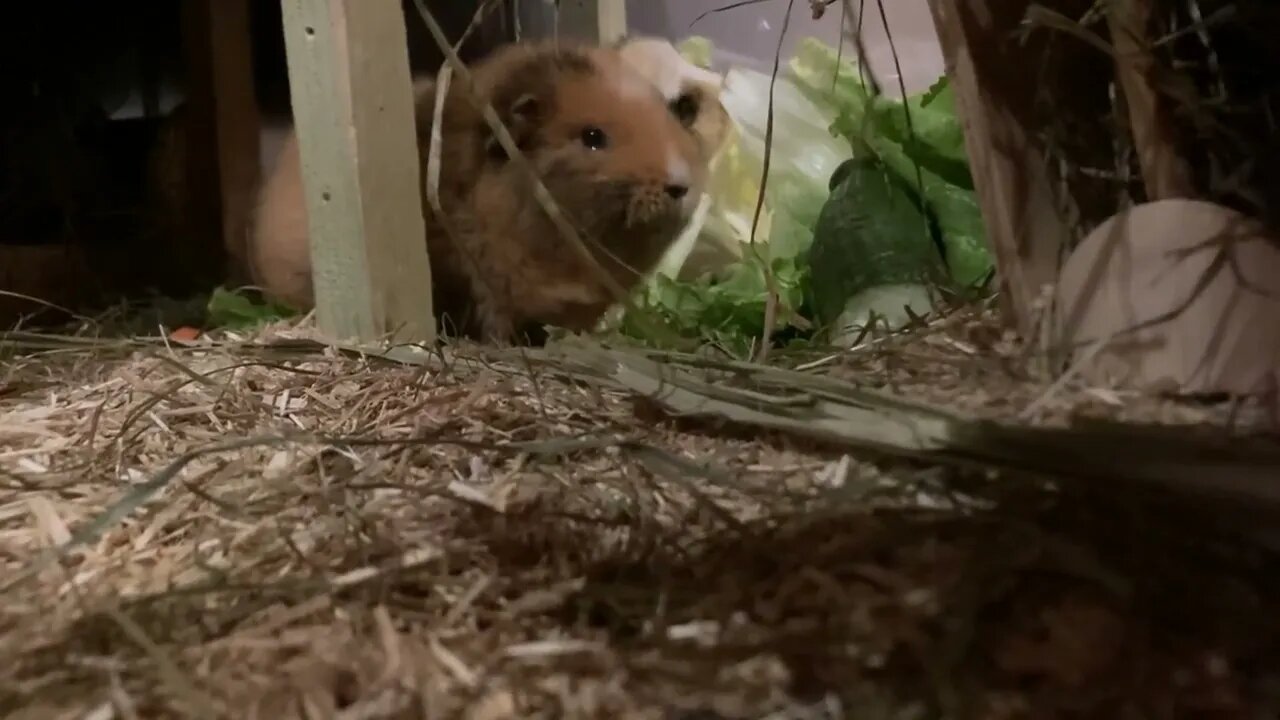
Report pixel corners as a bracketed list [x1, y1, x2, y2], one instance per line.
[788, 37, 993, 289]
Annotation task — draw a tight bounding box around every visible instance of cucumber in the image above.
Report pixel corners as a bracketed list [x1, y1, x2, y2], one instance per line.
[807, 157, 949, 334]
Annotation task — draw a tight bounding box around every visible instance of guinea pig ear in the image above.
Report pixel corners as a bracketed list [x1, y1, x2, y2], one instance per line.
[484, 93, 542, 162]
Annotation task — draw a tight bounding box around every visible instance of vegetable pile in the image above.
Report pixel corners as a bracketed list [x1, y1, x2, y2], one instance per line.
[618, 37, 994, 355]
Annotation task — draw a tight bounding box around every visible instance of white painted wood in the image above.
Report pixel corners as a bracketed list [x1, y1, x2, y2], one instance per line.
[280, 0, 436, 343]
[554, 0, 627, 44]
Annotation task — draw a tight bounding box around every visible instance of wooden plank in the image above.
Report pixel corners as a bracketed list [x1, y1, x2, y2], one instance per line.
[280, 0, 436, 343]
[207, 0, 262, 287]
[179, 0, 237, 290]
[555, 0, 627, 44]
[926, 0, 1072, 336]
[1106, 0, 1194, 201]
[179, 0, 262, 288]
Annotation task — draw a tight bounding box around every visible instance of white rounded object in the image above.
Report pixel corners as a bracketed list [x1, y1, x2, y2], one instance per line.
[1053, 199, 1280, 397]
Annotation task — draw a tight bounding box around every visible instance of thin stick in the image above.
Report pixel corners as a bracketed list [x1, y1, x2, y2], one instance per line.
[425, 67, 450, 227]
[875, 0, 931, 247]
[452, 0, 503, 51]
[750, 0, 798, 364]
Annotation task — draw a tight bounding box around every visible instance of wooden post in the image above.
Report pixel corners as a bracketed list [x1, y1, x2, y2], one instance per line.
[1106, 0, 1195, 201]
[181, 0, 262, 288]
[280, 0, 436, 343]
[208, 0, 262, 287]
[926, 0, 1073, 337]
[555, 0, 627, 44]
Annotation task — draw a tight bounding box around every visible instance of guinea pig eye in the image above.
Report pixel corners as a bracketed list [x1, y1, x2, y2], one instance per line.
[579, 126, 608, 150]
[671, 92, 699, 126]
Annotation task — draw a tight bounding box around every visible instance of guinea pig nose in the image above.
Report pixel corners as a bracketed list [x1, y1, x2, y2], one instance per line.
[664, 183, 689, 200]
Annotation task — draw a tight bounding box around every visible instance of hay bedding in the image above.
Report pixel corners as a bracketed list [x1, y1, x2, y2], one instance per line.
[1, 308, 1277, 719]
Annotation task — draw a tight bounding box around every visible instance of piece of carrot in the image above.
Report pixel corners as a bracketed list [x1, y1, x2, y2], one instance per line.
[169, 326, 201, 343]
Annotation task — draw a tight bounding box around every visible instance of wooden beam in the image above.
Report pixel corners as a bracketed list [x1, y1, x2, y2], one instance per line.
[180, 0, 262, 285]
[1106, 0, 1195, 201]
[926, 0, 1072, 337]
[555, 0, 627, 44]
[207, 0, 262, 287]
[280, 0, 436, 343]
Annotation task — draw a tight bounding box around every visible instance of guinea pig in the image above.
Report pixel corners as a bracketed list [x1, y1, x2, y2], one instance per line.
[247, 40, 712, 344]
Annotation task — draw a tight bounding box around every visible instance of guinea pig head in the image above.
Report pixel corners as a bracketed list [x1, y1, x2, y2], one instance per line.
[481, 47, 709, 288]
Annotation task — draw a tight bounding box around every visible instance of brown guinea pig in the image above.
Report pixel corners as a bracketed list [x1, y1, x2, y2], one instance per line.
[247, 40, 711, 344]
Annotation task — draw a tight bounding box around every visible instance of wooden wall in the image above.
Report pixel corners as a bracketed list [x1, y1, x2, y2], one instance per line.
[0, 0, 512, 330]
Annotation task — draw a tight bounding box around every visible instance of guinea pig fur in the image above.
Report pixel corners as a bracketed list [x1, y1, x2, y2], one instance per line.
[614, 36, 733, 162]
[247, 40, 711, 345]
